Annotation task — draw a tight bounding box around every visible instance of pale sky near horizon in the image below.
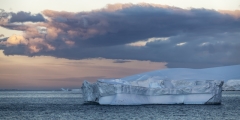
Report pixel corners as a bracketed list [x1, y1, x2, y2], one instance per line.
[0, 0, 239, 13]
[0, 0, 240, 90]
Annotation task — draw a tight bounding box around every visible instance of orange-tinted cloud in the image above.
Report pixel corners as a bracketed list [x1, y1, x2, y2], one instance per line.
[219, 10, 240, 18]
[4, 35, 27, 46]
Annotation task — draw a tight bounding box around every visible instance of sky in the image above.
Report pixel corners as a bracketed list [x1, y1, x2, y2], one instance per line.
[0, 0, 240, 90]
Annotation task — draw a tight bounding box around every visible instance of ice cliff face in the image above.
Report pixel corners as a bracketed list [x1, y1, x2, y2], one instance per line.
[82, 79, 223, 105]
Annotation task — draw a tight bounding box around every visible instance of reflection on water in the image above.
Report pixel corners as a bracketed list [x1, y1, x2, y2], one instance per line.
[0, 91, 82, 98]
[0, 91, 239, 119]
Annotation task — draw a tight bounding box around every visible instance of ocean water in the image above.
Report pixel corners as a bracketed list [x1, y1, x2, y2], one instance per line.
[0, 91, 240, 120]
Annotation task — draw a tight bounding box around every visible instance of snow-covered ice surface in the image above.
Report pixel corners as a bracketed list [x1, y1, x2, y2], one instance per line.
[119, 65, 240, 81]
[1, 91, 240, 120]
[81, 65, 240, 105]
[223, 80, 240, 91]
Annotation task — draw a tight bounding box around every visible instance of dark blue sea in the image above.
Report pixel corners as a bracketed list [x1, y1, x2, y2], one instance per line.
[0, 91, 240, 120]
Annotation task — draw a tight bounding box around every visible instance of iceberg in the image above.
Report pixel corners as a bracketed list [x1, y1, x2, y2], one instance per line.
[81, 65, 240, 105]
[82, 79, 223, 105]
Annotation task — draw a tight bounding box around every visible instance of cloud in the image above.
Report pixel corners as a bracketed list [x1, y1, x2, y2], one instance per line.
[219, 10, 240, 18]
[113, 60, 132, 63]
[10, 11, 45, 23]
[0, 3, 240, 68]
[0, 9, 10, 25]
[6, 35, 26, 44]
[1, 10, 45, 25]
[0, 34, 4, 38]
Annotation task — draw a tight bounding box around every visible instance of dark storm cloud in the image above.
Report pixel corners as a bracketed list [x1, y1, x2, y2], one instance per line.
[10, 11, 45, 23]
[113, 60, 132, 63]
[1, 3, 240, 68]
[13, 32, 237, 68]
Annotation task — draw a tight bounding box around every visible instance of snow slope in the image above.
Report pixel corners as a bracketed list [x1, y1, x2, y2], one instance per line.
[118, 65, 240, 82]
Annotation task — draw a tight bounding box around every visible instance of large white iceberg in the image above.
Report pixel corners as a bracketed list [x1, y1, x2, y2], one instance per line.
[81, 65, 240, 105]
[82, 79, 223, 105]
